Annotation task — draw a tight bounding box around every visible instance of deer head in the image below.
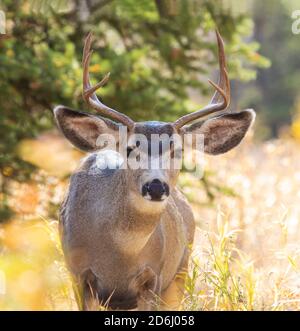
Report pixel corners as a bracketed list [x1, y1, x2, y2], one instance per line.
[54, 31, 255, 207]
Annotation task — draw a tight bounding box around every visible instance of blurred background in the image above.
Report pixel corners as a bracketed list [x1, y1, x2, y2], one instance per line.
[1, 0, 300, 310]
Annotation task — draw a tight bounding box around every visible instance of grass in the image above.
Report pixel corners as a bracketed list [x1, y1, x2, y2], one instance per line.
[1, 134, 300, 310]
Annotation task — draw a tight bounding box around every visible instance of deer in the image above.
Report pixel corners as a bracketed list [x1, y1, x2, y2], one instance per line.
[53, 30, 255, 311]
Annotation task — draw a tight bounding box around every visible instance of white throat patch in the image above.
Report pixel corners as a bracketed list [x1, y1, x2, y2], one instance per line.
[92, 150, 124, 172]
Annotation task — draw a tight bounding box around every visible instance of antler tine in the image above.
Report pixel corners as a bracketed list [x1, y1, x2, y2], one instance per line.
[173, 30, 231, 130]
[210, 30, 230, 105]
[82, 32, 135, 129]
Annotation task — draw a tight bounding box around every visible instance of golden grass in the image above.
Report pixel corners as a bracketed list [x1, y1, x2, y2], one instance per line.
[1, 135, 300, 310]
[181, 136, 300, 310]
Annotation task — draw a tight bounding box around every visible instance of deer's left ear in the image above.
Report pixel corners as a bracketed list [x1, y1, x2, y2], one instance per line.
[180, 109, 255, 155]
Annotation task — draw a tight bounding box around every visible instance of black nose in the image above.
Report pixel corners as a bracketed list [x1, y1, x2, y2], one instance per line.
[142, 179, 170, 201]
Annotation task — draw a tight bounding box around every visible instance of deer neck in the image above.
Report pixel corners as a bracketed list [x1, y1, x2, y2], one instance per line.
[113, 173, 167, 255]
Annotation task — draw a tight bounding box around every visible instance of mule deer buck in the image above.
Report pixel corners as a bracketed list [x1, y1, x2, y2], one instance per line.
[54, 31, 255, 310]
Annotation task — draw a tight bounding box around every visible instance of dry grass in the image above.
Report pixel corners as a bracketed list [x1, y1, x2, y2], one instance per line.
[1, 134, 300, 310]
[181, 136, 300, 310]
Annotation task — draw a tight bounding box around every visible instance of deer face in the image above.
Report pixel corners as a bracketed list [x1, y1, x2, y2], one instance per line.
[54, 111, 181, 203]
[54, 107, 254, 206]
[126, 122, 179, 203]
[53, 31, 255, 206]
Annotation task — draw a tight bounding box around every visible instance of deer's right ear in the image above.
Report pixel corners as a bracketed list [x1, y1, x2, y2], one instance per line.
[53, 106, 120, 152]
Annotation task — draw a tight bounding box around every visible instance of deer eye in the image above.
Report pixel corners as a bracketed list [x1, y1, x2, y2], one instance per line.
[170, 141, 175, 158]
[127, 146, 134, 157]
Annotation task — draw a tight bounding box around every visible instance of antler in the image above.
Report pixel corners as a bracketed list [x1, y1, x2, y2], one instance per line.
[173, 30, 231, 129]
[82, 32, 135, 129]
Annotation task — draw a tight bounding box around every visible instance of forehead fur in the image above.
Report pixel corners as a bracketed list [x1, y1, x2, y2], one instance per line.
[134, 121, 175, 139]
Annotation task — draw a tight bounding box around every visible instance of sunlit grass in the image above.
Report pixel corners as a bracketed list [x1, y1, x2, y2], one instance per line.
[1, 134, 300, 310]
[0, 218, 75, 310]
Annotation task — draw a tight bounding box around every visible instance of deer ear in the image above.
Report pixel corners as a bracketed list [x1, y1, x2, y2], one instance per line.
[181, 109, 255, 155]
[53, 106, 120, 152]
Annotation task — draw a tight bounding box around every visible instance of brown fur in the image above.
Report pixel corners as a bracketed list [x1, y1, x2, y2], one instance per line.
[54, 105, 255, 310]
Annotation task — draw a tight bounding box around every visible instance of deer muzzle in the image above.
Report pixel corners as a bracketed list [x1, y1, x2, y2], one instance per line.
[142, 179, 170, 201]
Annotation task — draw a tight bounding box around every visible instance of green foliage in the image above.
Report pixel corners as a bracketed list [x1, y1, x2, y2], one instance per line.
[0, 0, 268, 221]
[240, 0, 300, 137]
